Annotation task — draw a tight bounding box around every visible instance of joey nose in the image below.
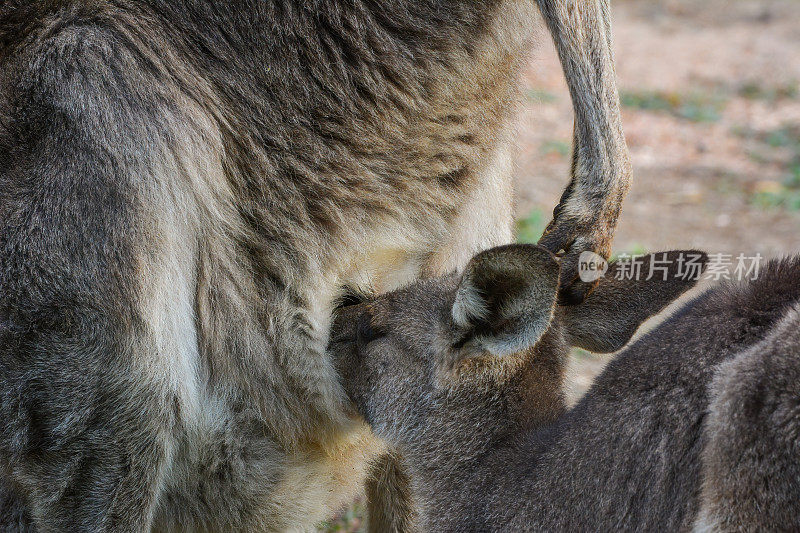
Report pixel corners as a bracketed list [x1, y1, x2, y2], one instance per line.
[357, 313, 384, 345]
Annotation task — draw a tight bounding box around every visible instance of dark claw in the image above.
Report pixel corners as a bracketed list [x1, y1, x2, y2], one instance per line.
[552, 244, 602, 306]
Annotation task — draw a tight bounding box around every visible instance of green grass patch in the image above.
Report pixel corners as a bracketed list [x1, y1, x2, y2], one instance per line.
[572, 348, 596, 361]
[753, 189, 800, 211]
[516, 209, 548, 244]
[318, 501, 366, 533]
[540, 139, 571, 157]
[526, 88, 557, 103]
[611, 244, 649, 262]
[753, 167, 800, 212]
[733, 124, 800, 212]
[737, 81, 799, 102]
[764, 126, 800, 148]
[620, 90, 727, 123]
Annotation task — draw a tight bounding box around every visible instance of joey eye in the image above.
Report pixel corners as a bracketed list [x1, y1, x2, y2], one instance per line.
[357, 313, 385, 345]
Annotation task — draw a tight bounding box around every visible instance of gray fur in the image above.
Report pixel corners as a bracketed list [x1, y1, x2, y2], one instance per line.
[0, 1, 630, 530]
[330, 247, 800, 531]
[695, 304, 800, 532]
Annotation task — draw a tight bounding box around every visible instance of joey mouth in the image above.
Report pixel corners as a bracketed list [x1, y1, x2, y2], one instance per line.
[328, 302, 375, 414]
[329, 301, 369, 343]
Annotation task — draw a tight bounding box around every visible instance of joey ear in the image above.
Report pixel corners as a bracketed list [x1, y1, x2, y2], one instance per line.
[563, 250, 708, 353]
[452, 244, 561, 357]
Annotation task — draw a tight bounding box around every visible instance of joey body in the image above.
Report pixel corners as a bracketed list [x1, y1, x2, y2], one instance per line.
[331, 247, 800, 532]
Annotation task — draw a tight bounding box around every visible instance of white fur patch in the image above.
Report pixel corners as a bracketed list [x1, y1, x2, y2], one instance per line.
[452, 282, 490, 328]
[692, 509, 722, 533]
[425, 137, 515, 276]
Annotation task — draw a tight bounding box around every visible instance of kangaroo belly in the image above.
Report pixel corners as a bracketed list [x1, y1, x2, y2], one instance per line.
[155, 416, 382, 531]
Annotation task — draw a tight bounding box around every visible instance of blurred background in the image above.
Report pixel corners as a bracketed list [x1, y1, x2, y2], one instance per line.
[323, 1, 800, 529]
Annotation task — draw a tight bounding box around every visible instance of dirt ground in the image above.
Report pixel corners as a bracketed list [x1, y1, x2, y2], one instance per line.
[322, 1, 800, 529]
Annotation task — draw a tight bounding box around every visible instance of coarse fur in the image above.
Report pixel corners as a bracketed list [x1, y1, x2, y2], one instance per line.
[0, 1, 631, 530]
[330, 248, 800, 531]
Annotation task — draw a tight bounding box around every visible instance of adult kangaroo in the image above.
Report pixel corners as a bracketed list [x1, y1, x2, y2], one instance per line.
[0, 1, 630, 530]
